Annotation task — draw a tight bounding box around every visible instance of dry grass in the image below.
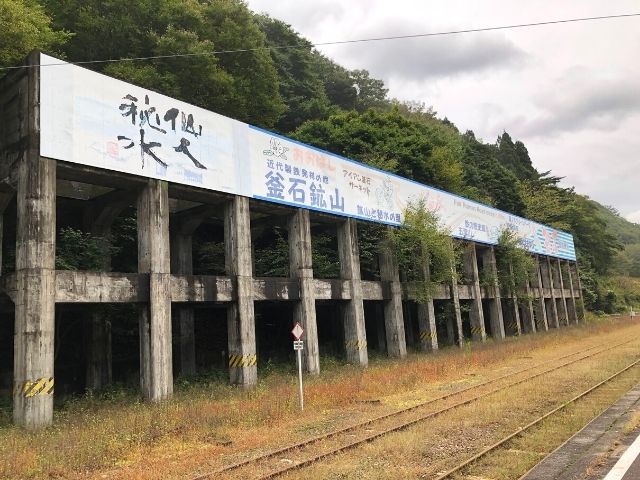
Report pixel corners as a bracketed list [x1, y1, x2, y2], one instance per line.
[624, 411, 640, 434]
[0, 317, 638, 479]
[279, 329, 640, 480]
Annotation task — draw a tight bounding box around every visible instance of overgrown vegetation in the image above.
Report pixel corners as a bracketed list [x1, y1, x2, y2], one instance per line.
[55, 227, 118, 271]
[387, 200, 459, 302]
[494, 229, 535, 296]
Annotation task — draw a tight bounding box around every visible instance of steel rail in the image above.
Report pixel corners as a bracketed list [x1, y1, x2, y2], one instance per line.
[250, 340, 639, 480]
[193, 341, 605, 479]
[191, 335, 637, 480]
[432, 358, 640, 480]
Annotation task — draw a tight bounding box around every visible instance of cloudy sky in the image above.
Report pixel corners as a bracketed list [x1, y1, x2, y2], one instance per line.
[246, 0, 640, 222]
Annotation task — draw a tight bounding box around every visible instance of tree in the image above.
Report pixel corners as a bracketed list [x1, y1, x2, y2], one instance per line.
[518, 174, 622, 275]
[256, 15, 330, 132]
[294, 109, 466, 193]
[461, 130, 526, 214]
[313, 53, 358, 111]
[351, 69, 388, 112]
[496, 132, 537, 180]
[0, 0, 70, 67]
[44, 0, 285, 127]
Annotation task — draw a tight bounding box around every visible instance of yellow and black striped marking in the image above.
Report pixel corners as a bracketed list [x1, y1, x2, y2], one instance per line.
[470, 325, 485, 337]
[14, 377, 54, 398]
[345, 339, 367, 351]
[419, 330, 437, 342]
[228, 354, 257, 368]
[506, 321, 520, 331]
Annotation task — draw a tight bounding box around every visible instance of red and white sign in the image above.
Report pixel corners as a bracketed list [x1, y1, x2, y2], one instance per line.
[291, 322, 304, 340]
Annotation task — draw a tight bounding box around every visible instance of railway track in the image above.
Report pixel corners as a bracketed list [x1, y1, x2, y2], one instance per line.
[191, 336, 638, 480]
[434, 357, 640, 480]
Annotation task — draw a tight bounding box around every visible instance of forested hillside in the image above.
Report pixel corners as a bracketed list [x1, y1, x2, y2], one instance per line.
[1, 0, 637, 312]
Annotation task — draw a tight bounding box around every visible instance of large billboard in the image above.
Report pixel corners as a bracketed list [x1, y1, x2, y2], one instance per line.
[39, 53, 576, 260]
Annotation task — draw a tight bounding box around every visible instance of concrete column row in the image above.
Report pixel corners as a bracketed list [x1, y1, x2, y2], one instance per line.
[9, 164, 585, 427]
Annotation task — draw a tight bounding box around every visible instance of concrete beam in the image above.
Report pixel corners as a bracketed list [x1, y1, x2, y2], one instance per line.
[137, 179, 173, 401]
[225, 196, 257, 387]
[289, 208, 320, 374]
[337, 219, 367, 366]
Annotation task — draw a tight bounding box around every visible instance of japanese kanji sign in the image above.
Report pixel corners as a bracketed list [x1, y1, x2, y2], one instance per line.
[39, 53, 576, 260]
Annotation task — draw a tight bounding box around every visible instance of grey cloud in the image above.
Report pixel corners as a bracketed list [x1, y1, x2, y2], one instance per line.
[249, 1, 345, 34]
[337, 19, 526, 79]
[515, 70, 640, 137]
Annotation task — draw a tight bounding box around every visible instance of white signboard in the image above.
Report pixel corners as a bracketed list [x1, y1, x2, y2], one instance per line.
[39, 53, 576, 260]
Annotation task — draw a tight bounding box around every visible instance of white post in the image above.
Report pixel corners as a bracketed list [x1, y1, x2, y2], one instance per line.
[296, 346, 304, 411]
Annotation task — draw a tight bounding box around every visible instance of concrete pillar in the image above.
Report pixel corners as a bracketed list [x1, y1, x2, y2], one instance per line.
[542, 256, 559, 328]
[374, 303, 386, 353]
[521, 259, 536, 334]
[463, 243, 486, 342]
[519, 300, 535, 334]
[378, 238, 407, 357]
[13, 151, 56, 429]
[84, 316, 112, 391]
[555, 258, 569, 326]
[572, 261, 584, 321]
[403, 302, 415, 346]
[289, 209, 319, 374]
[416, 264, 438, 352]
[481, 247, 505, 339]
[337, 218, 367, 366]
[507, 263, 522, 335]
[170, 232, 196, 376]
[0, 193, 14, 276]
[531, 256, 548, 331]
[565, 261, 579, 324]
[450, 263, 464, 347]
[445, 315, 456, 345]
[137, 179, 173, 401]
[225, 196, 257, 386]
[83, 198, 130, 391]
